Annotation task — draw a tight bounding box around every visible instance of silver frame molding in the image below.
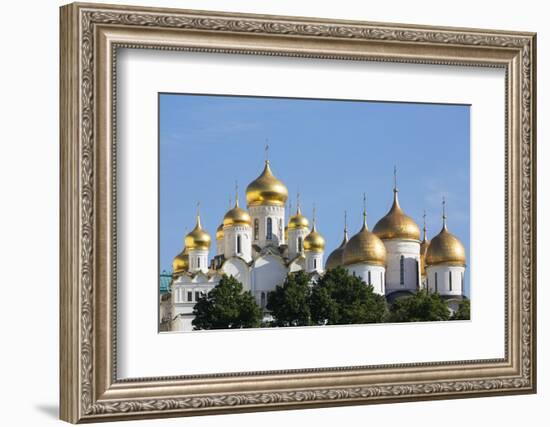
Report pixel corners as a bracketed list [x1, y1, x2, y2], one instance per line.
[60, 2, 537, 423]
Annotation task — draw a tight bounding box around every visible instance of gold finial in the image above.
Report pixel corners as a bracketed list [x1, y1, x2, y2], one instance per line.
[312, 204, 317, 231]
[296, 190, 301, 214]
[393, 165, 398, 193]
[423, 210, 427, 240]
[196, 202, 202, 228]
[362, 193, 368, 229]
[234, 181, 239, 207]
[229, 195, 232, 208]
[442, 196, 447, 229]
[265, 141, 269, 163]
[344, 210, 348, 240]
[288, 199, 292, 217]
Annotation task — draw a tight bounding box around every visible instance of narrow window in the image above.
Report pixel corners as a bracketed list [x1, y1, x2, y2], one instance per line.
[449, 271, 453, 291]
[187, 291, 193, 302]
[380, 271, 383, 285]
[298, 237, 303, 252]
[266, 218, 273, 240]
[260, 292, 266, 308]
[368, 271, 372, 285]
[313, 258, 317, 269]
[279, 218, 283, 239]
[461, 272, 464, 295]
[197, 257, 200, 268]
[400, 256, 405, 285]
[195, 291, 200, 301]
[435, 272, 438, 292]
[254, 219, 259, 240]
[236, 235, 242, 254]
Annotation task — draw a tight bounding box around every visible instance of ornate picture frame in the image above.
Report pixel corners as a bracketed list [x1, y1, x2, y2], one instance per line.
[60, 2, 536, 423]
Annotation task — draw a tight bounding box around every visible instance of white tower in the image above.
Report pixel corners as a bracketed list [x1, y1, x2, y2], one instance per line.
[223, 186, 253, 262]
[184, 209, 211, 274]
[304, 207, 325, 273]
[342, 195, 387, 295]
[287, 194, 310, 260]
[245, 148, 288, 249]
[373, 168, 421, 295]
[425, 198, 466, 297]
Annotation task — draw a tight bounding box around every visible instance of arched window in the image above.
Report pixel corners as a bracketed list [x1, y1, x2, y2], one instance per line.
[313, 258, 317, 269]
[254, 219, 259, 240]
[260, 292, 266, 308]
[400, 256, 405, 285]
[449, 271, 453, 291]
[266, 217, 273, 240]
[380, 271, 383, 285]
[461, 272, 464, 294]
[236, 235, 242, 254]
[368, 271, 372, 285]
[298, 236, 303, 252]
[197, 257, 200, 268]
[435, 272, 438, 292]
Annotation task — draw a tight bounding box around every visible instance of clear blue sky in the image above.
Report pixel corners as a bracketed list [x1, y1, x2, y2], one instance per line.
[159, 94, 470, 295]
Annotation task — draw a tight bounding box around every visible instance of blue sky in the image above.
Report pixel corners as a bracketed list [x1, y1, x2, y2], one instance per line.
[159, 94, 470, 295]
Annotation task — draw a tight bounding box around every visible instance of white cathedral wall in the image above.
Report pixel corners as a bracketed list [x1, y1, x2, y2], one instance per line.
[288, 256, 305, 273]
[221, 258, 251, 292]
[383, 239, 421, 294]
[188, 249, 209, 273]
[216, 237, 223, 255]
[287, 227, 309, 259]
[345, 264, 386, 295]
[426, 265, 466, 297]
[223, 224, 252, 262]
[251, 254, 288, 307]
[305, 251, 324, 273]
[249, 205, 285, 248]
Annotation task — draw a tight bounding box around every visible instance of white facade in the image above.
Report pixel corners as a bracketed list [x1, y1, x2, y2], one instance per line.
[249, 205, 285, 248]
[287, 227, 309, 259]
[305, 251, 324, 274]
[216, 235, 224, 255]
[188, 249, 209, 274]
[223, 224, 252, 262]
[426, 265, 465, 297]
[382, 239, 421, 295]
[346, 264, 386, 295]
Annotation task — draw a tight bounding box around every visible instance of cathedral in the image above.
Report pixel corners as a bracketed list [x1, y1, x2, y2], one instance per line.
[160, 158, 467, 332]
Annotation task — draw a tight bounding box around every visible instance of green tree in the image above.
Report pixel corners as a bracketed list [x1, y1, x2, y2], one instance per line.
[451, 297, 470, 320]
[388, 289, 450, 322]
[192, 275, 262, 330]
[310, 267, 388, 325]
[267, 271, 312, 326]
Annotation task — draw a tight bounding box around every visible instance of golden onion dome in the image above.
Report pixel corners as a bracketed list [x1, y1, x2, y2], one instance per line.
[288, 206, 309, 230]
[326, 230, 348, 270]
[425, 222, 466, 267]
[184, 215, 211, 251]
[222, 198, 252, 228]
[172, 248, 189, 273]
[246, 160, 288, 207]
[303, 223, 325, 253]
[216, 223, 224, 240]
[373, 190, 421, 241]
[343, 213, 387, 266]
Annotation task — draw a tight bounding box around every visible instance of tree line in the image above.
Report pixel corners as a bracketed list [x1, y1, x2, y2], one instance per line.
[191, 267, 470, 330]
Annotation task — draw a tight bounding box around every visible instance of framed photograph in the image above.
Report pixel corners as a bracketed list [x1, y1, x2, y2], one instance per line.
[60, 2, 537, 423]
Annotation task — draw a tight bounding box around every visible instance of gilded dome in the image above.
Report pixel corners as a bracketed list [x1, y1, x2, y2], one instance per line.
[184, 215, 211, 251]
[343, 214, 387, 266]
[303, 223, 325, 253]
[216, 223, 224, 240]
[425, 224, 466, 267]
[246, 161, 288, 207]
[172, 248, 189, 273]
[223, 199, 252, 228]
[326, 231, 348, 270]
[373, 191, 421, 241]
[288, 206, 309, 230]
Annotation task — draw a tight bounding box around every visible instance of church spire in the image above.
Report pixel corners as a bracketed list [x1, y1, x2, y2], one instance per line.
[442, 196, 448, 230]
